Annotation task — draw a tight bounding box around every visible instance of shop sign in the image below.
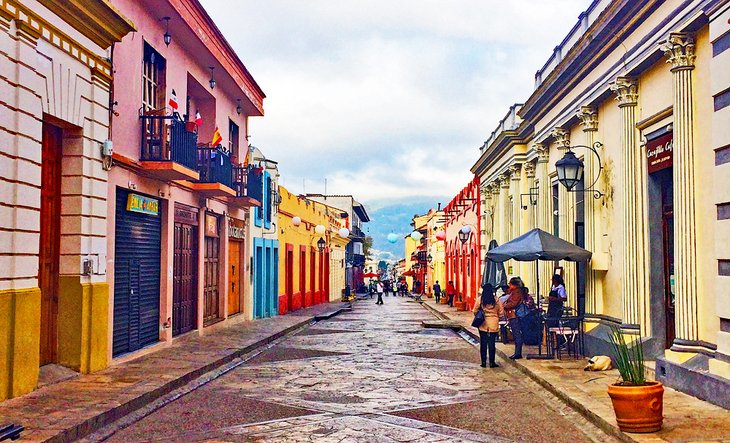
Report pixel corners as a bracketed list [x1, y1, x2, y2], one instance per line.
[646, 132, 673, 173]
[174, 204, 198, 225]
[205, 214, 219, 237]
[229, 218, 246, 240]
[126, 193, 159, 215]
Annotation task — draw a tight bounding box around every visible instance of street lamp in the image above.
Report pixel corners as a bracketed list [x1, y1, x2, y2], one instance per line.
[458, 225, 472, 244]
[317, 237, 326, 252]
[427, 254, 432, 263]
[161, 17, 172, 47]
[520, 186, 539, 210]
[208, 67, 216, 89]
[555, 141, 604, 199]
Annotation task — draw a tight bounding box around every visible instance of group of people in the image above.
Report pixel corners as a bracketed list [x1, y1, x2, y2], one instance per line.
[472, 274, 567, 368]
[369, 279, 417, 305]
[432, 280, 457, 306]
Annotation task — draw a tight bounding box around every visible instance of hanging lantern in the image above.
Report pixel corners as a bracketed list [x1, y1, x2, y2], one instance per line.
[410, 231, 423, 242]
[435, 230, 446, 241]
[387, 233, 398, 243]
[338, 227, 350, 238]
[556, 149, 584, 191]
[458, 225, 472, 244]
[315, 224, 326, 234]
[292, 216, 301, 227]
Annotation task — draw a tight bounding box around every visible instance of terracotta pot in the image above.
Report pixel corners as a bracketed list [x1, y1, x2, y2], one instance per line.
[607, 381, 664, 433]
[454, 301, 466, 311]
[440, 297, 449, 305]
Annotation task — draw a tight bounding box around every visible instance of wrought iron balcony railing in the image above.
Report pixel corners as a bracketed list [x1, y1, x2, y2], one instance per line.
[139, 110, 197, 171]
[197, 146, 233, 189]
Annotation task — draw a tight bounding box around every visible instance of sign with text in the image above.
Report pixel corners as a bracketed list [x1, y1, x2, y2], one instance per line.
[646, 132, 673, 173]
[229, 217, 245, 240]
[126, 193, 159, 215]
[205, 213, 219, 237]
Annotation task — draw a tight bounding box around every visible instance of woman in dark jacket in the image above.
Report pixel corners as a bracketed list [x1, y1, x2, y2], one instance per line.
[501, 277, 525, 359]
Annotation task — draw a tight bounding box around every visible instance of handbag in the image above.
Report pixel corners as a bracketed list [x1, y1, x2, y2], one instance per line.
[515, 302, 530, 319]
[471, 308, 486, 328]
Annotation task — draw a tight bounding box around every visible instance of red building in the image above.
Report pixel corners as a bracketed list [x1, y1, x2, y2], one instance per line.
[444, 176, 481, 310]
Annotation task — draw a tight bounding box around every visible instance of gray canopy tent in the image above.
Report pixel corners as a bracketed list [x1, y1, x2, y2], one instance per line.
[485, 228, 592, 298]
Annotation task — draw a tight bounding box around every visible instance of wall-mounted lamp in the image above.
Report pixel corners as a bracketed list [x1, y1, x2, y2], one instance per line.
[209, 67, 216, 89]
[458, 225, 472, 244]
[236, 99, 242, 115]
[520, 186, 539, 210]
[317, 237, 326, 253]
[162, 17, 172, 47]
[555, 141, 604, 199]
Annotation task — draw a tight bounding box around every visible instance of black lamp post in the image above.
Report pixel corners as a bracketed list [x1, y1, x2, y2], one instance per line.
[162, 17, 172, 47]
[555, 141, 604, 199]
[317, 237, 326, 253]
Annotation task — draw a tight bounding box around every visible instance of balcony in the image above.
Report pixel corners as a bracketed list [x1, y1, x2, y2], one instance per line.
[227, 166, 262, 209]
[139, 110, 199, 181]
[189, 146, 236, 197]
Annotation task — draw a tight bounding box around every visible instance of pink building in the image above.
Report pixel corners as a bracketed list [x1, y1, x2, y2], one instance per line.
[106, 0, 265, 361]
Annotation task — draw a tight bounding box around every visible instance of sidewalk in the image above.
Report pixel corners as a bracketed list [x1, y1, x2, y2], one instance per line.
[421, 298, 730, 443]
[0, 302, 350, 443]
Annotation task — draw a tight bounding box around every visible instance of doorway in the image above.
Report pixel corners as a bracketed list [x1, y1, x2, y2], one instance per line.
[39, 122, 62, 365]
[228, 240, 241, 316]
[173, 206, 198, 336]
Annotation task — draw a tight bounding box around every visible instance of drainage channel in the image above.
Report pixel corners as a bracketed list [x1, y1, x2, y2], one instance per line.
[82, 314, 341, 443]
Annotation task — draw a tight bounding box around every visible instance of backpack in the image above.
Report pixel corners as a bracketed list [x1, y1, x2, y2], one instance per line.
[515, 302, 530, 319]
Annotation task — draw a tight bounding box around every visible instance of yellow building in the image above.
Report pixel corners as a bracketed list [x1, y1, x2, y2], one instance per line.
[277, 187, 348, 312]
[471, 0, 730, 408]
[0, 1, 134, 400]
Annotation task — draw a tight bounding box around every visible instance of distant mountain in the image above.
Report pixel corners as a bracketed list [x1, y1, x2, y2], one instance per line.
[361, 196, 449, 263]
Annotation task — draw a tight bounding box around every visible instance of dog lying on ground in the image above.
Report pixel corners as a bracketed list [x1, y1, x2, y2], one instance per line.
[584, 355, 612, 371]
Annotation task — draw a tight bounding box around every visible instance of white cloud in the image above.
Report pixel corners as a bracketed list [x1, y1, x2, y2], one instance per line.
[201, 0, 592, 200]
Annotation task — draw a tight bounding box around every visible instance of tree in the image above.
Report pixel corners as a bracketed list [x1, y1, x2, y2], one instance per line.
[363, 235, 373, 259]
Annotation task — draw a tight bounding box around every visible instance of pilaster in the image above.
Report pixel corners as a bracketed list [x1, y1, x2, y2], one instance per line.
[500, 173, 511, 247]
[662, 33, 699, 349]
[536, 143, 552, 296]
[576, 106, 602, 315]
[523, 162, 537, 291]
[553, 127, 577, 308]
[611, 76, 649, 332]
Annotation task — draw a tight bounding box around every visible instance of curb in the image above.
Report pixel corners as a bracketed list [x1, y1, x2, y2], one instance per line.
[420, 302, 636, 443]
[48, 304, 350, 443]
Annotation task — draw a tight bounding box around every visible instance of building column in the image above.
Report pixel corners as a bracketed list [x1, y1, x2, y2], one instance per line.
[490, 183, 501, 244]
[611, 76, 650, 332]
[509, 164, 524, 277]
[576, 106, 602, 315]
[500, 172, 511, 247]
[662, 33, 699, 349]
[552, 127, 577, 308]
[523, 162, 537, 292]
[536, 143, 552, 296]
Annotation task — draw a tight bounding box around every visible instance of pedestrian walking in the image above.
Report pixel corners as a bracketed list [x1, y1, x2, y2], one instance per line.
[376, 281, 384, 305]
[502, 277, 525, 359]
[392, 281, 399, 296]
[413, 280, 421, 294]
[473, 284, 503, 368]
[446, 281, 456, 307]
[433, 281, 442, 303]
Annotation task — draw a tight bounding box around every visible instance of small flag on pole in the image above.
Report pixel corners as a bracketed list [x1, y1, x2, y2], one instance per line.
[243, 145, 252, 167]
[211, 126, 222, 146]
[168, 89, 178, 110]
[195, 111, 202, 126]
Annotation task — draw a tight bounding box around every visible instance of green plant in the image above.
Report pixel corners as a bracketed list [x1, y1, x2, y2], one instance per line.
[608, 326, 645, 385]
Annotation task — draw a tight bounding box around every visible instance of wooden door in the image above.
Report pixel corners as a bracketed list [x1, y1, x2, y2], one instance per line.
[228, 241, 241, 315]
[173, 222, 197, 336]
[204, 236, 220, 323]
[39, 123, 62, 365]
[285, 248, 293, 312]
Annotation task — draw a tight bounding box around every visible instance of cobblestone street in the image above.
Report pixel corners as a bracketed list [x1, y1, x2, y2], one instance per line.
[99, 298, 616, 442]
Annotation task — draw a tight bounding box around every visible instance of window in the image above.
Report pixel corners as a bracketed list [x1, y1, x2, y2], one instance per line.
[552, 181, 560, 237]
[142, 43, 166, 112]
[229, 119, 239, 160]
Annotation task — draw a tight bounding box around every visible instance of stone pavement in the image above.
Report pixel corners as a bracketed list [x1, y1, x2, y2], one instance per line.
[421, 298, 730, 443]
[0, 302, 350, 443]
[99, 295, 614, 442]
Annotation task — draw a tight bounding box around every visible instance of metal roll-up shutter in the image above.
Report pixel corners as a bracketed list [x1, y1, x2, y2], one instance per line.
[113, 188, 161, 357]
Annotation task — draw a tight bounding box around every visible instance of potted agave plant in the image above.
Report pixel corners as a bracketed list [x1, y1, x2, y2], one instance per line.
[607, 326, 664, 433]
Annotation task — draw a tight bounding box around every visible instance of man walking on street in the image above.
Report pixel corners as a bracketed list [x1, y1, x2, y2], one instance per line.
[433, 281, 442, 303]
[376, 281, 384, 305]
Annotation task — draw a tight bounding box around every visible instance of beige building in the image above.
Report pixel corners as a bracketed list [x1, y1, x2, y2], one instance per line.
[0, 1, 134, 400]
[471, 0, 730, 408]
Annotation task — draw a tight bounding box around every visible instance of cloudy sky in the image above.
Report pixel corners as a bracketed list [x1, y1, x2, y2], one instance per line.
[201, 0, 590, 203]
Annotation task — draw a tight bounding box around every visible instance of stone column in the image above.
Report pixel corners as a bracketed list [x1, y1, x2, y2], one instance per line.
[662, 33, 699, 348]
[576, 106, 602, 315]
[509, 164, 523, 278]
[523, 162, 537, 292]
[500, 173, 512, 273]
[536, 143, 552, 296]
[611, 76, 650, 331]
[490, 182, 501, 245]
[552, 127, 577, 308]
